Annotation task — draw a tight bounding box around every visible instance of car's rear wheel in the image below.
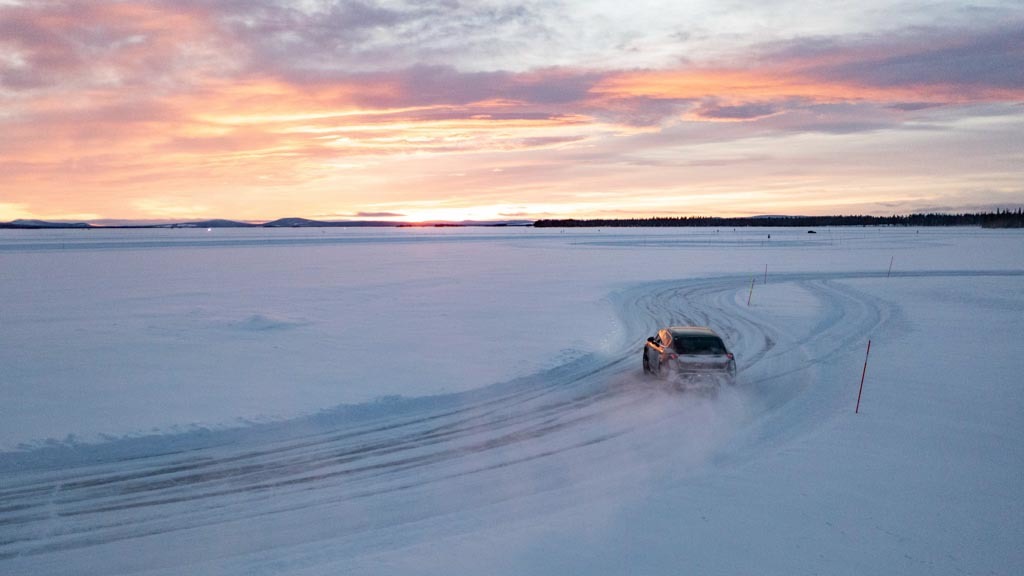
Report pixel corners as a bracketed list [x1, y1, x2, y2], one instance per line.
[642, 350, 651, 374]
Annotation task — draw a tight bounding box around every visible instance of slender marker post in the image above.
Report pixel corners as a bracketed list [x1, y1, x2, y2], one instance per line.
[764, 264, 768, 284]
[855, 339, 872, 414]
[747, 276, 755, 306]
[887, 256, 894, 278]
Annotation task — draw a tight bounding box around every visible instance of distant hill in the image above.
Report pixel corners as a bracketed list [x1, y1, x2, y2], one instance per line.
[0, 219, 93, 229]
[0, 217, 531, 229]
[162, 219, 257, 228]
[8, 211, 1017, 230]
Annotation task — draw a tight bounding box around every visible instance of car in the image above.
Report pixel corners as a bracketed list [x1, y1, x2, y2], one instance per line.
[642, 326, 736, 388]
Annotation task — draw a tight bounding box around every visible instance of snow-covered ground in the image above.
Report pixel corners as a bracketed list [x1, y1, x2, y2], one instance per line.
[1, 226, 1022, 575]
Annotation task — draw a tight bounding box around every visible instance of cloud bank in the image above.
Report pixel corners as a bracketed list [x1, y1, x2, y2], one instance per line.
[1, 1, 1021, 220]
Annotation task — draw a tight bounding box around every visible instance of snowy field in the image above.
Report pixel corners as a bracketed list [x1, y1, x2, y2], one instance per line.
[1, 226, 1022, 575]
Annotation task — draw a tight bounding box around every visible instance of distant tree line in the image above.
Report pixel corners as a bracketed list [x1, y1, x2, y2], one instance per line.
[535, 209, 1024, 229]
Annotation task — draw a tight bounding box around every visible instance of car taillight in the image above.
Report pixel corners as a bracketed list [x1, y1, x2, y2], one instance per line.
[668, 353, 678, 360]
[726, 352, 734, 360]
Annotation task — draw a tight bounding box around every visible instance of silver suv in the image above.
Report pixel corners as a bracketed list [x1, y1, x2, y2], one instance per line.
[642, 326, 736, 387]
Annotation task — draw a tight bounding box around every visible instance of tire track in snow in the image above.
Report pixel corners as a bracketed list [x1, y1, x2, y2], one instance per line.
[1, 270, 1017, 565]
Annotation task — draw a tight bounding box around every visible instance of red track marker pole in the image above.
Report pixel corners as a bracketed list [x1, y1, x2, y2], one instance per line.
[747, 276, 755, 306]
[855, 339, 872, 414]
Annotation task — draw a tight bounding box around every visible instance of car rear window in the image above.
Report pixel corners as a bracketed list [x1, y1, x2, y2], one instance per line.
[672, 336, 726, 355]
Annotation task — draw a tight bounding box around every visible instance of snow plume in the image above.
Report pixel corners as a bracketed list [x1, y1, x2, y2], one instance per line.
[602, 372, 753, 479]
[337, 372, 756, 574]
[473, 369, 750, 521]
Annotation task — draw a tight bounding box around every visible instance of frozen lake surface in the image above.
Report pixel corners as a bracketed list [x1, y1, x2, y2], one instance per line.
[1, 226, 1022, 575]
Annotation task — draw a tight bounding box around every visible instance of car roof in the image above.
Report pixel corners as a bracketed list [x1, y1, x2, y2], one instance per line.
[666, 326, 720, 337]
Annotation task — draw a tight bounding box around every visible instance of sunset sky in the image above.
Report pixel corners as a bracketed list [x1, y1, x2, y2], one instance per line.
[1, 0, 1022, 222]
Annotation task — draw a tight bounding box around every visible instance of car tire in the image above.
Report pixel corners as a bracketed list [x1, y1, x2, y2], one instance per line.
[642, 350, 651, 374]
